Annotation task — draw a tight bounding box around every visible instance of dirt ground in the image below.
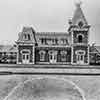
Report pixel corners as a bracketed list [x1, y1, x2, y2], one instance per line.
[0, 75, 99, 100]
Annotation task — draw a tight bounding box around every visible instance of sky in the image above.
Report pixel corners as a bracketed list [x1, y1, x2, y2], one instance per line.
[0, 0, 100, 45]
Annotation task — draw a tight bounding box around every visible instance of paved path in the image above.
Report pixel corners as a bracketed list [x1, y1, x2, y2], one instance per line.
[0, 64, 99, 75]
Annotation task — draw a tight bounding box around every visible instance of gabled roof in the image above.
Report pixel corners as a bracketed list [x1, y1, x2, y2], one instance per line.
[72, 3, 88, 25]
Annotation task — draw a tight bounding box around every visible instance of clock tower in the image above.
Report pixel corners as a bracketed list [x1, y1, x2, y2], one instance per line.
[68, 2, 90, 65]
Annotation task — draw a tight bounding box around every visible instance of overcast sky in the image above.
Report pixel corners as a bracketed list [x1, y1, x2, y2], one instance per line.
[0, 0, 100, 45]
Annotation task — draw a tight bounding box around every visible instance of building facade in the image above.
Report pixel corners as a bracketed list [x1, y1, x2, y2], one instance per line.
[0, 3, 99, 65]
[15, 3, 90, 65]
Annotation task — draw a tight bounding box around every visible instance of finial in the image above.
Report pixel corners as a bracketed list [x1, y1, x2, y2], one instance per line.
[68, 18, 72, 25]
[75, 0, 82, 7]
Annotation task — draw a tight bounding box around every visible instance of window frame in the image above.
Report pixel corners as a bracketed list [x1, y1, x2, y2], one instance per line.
[39, 50, 46, 61]
[77, 34, 84, 43]
[60, 51, 67, 62]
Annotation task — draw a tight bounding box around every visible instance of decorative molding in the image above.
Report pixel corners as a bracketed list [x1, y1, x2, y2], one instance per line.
[77, 33, 84, 38]
[48, 50, 58, 55]
[36, 62, 71, 65]
[36, 45, 71, 48]
[60, 50, 67, 55]
[39, 50, 46, 54]
[73, 28, 89, 31]
[20, 49, 31, 54]
[75, 50, 85, 55]
[77, 19, 85, 28]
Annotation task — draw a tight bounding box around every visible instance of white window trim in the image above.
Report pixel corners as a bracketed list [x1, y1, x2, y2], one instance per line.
[48, 50, 57, 55]
[60, 51, 67, 55]
[60, 51, 67, 61]
[39, 50, 46, 61]
[77, 33, 84, 38]
[23, 33, 31, 41]
[21, 49, 30, 54]
[75, 50, 85, 55]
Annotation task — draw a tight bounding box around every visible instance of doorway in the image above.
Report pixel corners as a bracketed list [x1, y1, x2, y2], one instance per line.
[76, 50, 85, 65]
[49, 50, 57, 64]
[22, 50, 30, 64]
[77, 54, 84, 64]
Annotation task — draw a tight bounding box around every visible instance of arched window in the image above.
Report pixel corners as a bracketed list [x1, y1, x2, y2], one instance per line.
[39, 51, 45, 61]
[78, 21, 84, 28]
[60, 51, 67, 61]
[78, 35, 83, 43]
[49, 51, 53, 59]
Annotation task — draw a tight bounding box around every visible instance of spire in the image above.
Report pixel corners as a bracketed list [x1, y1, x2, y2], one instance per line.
[72, 0, 88, 25]
[75, 0, 82, 7]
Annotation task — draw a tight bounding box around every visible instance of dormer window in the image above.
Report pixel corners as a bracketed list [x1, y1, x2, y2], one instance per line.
[78, 21, 84, 28]
[28, 34, 31, 40]
[24, 34, 31, 40]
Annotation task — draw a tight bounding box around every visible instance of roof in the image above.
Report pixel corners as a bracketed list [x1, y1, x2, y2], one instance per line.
[17, 26, 71, 46]
[35, 32, 71, 46]
[17, 27, 36, 43]
[36, 32, 70, 37]
[72, 3, 88, 25]
[0, 45, 17, 52]
[22, 27, 35, 33]
[95, 46, 100, 53]
[90, 46, 100, 54]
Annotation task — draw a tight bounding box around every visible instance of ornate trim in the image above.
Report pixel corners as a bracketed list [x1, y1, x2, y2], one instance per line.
[20, 49, 31, 54]
[75, 50, 85, 55]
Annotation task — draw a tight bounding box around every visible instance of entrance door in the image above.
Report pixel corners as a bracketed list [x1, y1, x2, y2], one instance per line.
[22, 50, 30, 64]
[49, 51, 57, 64]
[76, 50, 85, 65]
[22, 54, 30, 64]
[77, 54, 84, 64]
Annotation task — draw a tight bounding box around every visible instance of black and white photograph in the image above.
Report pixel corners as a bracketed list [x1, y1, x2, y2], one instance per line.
[0, 0, 100, 100]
